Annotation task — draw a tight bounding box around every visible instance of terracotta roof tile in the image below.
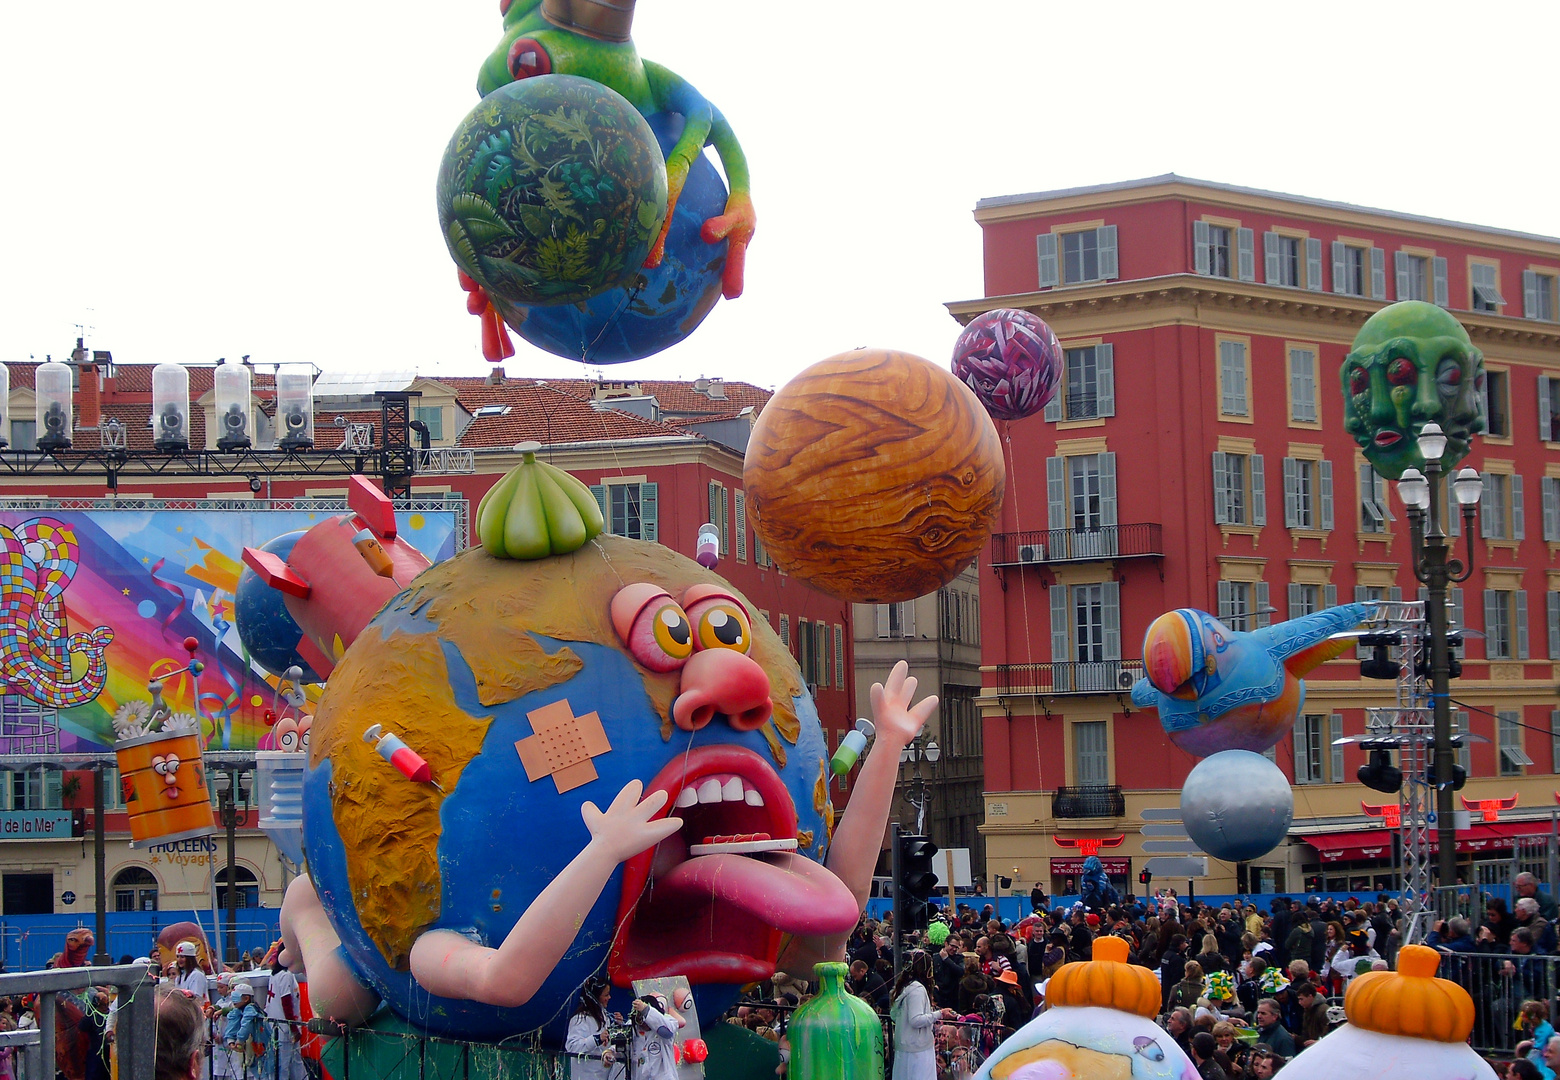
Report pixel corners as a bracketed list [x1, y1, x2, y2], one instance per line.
[455, 382, 696, 448]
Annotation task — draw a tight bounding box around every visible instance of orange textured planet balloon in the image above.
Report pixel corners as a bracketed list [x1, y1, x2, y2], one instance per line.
[744, 349, 1005, 604]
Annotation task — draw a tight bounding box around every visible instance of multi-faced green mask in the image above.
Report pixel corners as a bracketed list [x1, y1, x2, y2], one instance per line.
[1341, 300, 1486, 479]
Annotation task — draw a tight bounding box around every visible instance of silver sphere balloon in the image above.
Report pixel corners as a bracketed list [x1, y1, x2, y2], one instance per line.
[1180, 750, 1294, 862]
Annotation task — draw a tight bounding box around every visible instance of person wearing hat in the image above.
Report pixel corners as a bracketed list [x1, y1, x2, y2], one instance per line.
[174, 941, 208, 1000]
[223, 984, 266, 1080]
[565, 978, 621, 1080]
[992, 968, 1028, 1034]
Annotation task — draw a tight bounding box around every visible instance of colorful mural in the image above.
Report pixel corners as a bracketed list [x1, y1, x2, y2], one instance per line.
[0, 506, 460, 753]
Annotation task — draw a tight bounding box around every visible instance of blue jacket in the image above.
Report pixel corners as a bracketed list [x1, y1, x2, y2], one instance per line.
[224, 1003, 266, 1046]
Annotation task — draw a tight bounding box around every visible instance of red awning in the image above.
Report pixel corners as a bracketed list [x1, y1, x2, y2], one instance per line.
[1303, 822, 1548, 863]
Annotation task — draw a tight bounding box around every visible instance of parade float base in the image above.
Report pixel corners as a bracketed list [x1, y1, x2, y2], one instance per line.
[320, 1009, 781, 1080]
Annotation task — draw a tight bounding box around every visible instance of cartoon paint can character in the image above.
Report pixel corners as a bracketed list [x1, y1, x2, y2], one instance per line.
[975, 936, 1197, 1080]
[1279, 945, 1496, 1080]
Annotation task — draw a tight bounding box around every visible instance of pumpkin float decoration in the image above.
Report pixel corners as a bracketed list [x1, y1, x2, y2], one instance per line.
[975, 935, 1196, 1079]
[1279, 944, 1495, 1080]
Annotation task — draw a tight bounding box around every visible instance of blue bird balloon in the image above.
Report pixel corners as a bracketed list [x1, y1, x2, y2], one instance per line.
[1131, 603, 1370, 757]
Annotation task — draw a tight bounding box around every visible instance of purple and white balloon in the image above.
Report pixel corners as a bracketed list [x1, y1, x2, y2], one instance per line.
[951, 309, 1063, 421]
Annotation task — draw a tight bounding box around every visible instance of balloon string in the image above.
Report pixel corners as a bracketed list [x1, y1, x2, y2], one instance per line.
[1003, 424, 1042, 792]
[147, 558, 187, 632]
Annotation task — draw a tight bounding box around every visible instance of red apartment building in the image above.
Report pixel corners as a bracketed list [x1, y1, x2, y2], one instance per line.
[948, 174, 1560, 898]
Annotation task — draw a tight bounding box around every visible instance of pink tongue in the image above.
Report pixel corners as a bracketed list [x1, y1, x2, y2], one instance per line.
[655, 852, 860, 935]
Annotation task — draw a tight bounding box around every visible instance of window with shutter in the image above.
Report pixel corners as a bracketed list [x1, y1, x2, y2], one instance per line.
[1194, 220, 1211, 276]
[1283, 458, 1299, 527]
[1099, 452, 1117, 530]
[1332, 241, 1347, 295]
[1264, 232, 1281, 284]
[1073, 722, 1109, 785]
[1541, 376, 1560, 444]
[780, 614, 790, 648]
[1552, 711, 1560, 774]
[1037, 233, 1059, 288]
[1545, 477, 1560, 541]
[1498, 711, 1525, 776]
[640, 482, 657, 542]
[1370, 247, 1387, 299]
[1219, 340, 1248, 417]
[1329, 713, 1343, 783]
[1288, 347, 1317, 423]
[834, 624, 845, 687]
[1319, 460, 1334, 531]
[1305, 238, 1324, 292]
[1217, 580, 1233, 621]
[1360, 462, 1386, 532]
[1433, 257, 1449, 307]
[875, 605, 890, 638]
[1095, 343, 1115, 418]
[1102, 581, 1121, 661]
[734, 490, 747, 561]
[1236, 228, 1256, 281]
[1324, 583, 1337, 608]
[1456, 712, 1472, 775]
[1061, 229, 1104, 284]
[1470, 262, 1504, 312]
[1098, 225, 1118, 281]
[590, 484, 607, 524]
[1256, 581, 1270, 628]
[1251, 455, 1266, 525]
[1549, 592, 1560, 661]
[1050, 586, 1070, 663]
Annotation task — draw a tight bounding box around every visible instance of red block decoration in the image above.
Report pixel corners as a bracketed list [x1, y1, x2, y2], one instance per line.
[1461, 793, 1518, 823]
[1054, 835, 1125, 858]
[1361, 801, 1402, 828]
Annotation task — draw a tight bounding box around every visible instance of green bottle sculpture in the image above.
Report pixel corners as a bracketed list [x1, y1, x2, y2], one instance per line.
[790, 962, 885, 1080]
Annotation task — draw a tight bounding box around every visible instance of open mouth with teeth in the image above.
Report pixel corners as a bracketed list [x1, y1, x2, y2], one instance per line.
[609, 744, 860, 987]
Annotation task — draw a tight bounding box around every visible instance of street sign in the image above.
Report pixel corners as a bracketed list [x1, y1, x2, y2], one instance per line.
[1143, 857, 1208, 878]
[1141, 840, 1205, 853]
[1140, 808, 1184, 821]
[61, 891, 76, 906]
[1140, 824, 1194, 837]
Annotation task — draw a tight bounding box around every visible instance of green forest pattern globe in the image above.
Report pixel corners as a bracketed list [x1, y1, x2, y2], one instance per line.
[437, 74, 668, 307]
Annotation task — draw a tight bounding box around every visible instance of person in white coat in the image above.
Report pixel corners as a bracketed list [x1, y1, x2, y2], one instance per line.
[564, 978, 622, 1080]
[630, 993, 683, 1080]
[891, 951, 947, 1080]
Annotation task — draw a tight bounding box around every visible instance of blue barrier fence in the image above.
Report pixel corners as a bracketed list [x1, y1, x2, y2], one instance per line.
[0, 909, 281, 972]
[864, 890, 1439, 924]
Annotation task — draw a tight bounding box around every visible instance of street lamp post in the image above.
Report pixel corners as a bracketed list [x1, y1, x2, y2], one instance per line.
[899, 734, 940, 834]
[1395, 422, 1483, 893]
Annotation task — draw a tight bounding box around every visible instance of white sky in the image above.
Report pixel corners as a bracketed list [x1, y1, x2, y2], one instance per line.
[3, 1, 1558, 392]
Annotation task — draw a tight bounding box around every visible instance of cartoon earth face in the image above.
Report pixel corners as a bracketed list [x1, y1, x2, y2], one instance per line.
[1341, 300, 1486, 480]
[976, 1006, 1197, 1080]
[301, 535, 836, 1042]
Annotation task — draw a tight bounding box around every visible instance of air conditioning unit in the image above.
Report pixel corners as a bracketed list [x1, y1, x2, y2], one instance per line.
[1018, 544, 1046, 564]
[1115, 668, 1137, 690]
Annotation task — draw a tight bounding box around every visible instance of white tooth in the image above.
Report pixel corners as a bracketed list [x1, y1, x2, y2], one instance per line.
[697, 778, 723, 803]
[722, 777, 744, 802]
[675, 786, 698, 808]
[745, 789, 765, 807]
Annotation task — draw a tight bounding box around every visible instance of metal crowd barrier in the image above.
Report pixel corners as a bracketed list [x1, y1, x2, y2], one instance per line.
[1429, 950, 1560, 1057]
[0, 963, 155, 1080]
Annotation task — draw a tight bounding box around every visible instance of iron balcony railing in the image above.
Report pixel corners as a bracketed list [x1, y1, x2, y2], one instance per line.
[1053, 785, 1127, 819]
[993, 660, 1144, 697]
[990, 523, 1163, 567]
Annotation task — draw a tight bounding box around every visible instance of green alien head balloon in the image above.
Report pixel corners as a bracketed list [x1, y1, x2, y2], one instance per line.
[1341, 300, 1487, 479]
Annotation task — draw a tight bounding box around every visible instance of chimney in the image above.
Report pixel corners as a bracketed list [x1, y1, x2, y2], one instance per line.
[487, 366, 506, 386]
[707, 377, 726, 400]
[540, 0, 636, 42]
[72, 337, 102, 429]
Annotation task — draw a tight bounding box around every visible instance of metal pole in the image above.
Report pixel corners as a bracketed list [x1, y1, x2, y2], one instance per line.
[93, 763, 109, 965]
[1550, 809, 1558, 898]
[1424, 464, 1458, 892]
[225, 767, 239, 965]
[891, 822, 903, 983]
[39, 992, 55, 1080]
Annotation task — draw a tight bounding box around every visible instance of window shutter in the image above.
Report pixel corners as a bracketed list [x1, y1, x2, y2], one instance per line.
[720, 486, 730, 554]
[1037, 233, 1059, 288]
[902, 600, 915, 639]
[1448, 475, 1460, 535]
[1264, 232, 1281, 284]
[1331, 241, 1347, 294]
[1355, 585, 1368, 604]
[780, 614, 790, 648]
[1481, 473, 1496, 536]
[590, 484, 607, 529]
[708, 481, 719, 534]
[1283, 458, 1299, 527]
[1552, 593, 1560, 660]
[1237, 227, 1255, 281]
[1292, 715, 1307, 782]
[817, 623, 829, 687]
[1324, 583, 1337, 609]
[1251, 454, 1266, 525]
[1050, 585, 1070, 662]
[1099, 452, 1117, 527]
[1389, 586, 1402, 603]
[1544, 477, 1560, 541]
[1045, 374, 1063, 421]
[1306, 238, 1324, 292]
[1213, 452, 1230, 524]
[1370, 247, 1386, 299]
[1320, 460, 1334, 531]
[735, 490, 747, 561]
[1220, 342, 1237, 414]
[1395, 251, 1410, 299]
[1513, 474, 1525, 540]
[876, 604, 890, 637]
[1452, 587, 1464, 631]
[1525, 270, 1540, 319]
[1194, 220, 1211, 276]
[834, 624, 845, 687]
[1541, 376, 1554, 444]
[640, 482, 658, 541]
[1047, 456, 1066, 531]
[1256, 581, 1270, 628]
[1102, 581, 1121, 660]
[1552, 711, 1560, 773]
[1484, 590, 1499, 658]
[1288, 583, 1303, 618]
[1329, 713, 1343, 783]
[1217, 580, 1233, 620]
[1095, 343, 1115, 417]
[1098, 225, 1119, 281]
[1518, 589, 1530, 660]
[1359, 463, 1381, 525]
[1433, 257, 1449, 307]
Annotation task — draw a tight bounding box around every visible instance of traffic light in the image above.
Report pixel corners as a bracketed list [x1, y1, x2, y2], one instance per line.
[896, 834, 939, 931]
[1138, 869, 1152, 886]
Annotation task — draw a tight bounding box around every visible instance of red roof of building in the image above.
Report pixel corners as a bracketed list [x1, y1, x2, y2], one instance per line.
[453, 381, 695, 448]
